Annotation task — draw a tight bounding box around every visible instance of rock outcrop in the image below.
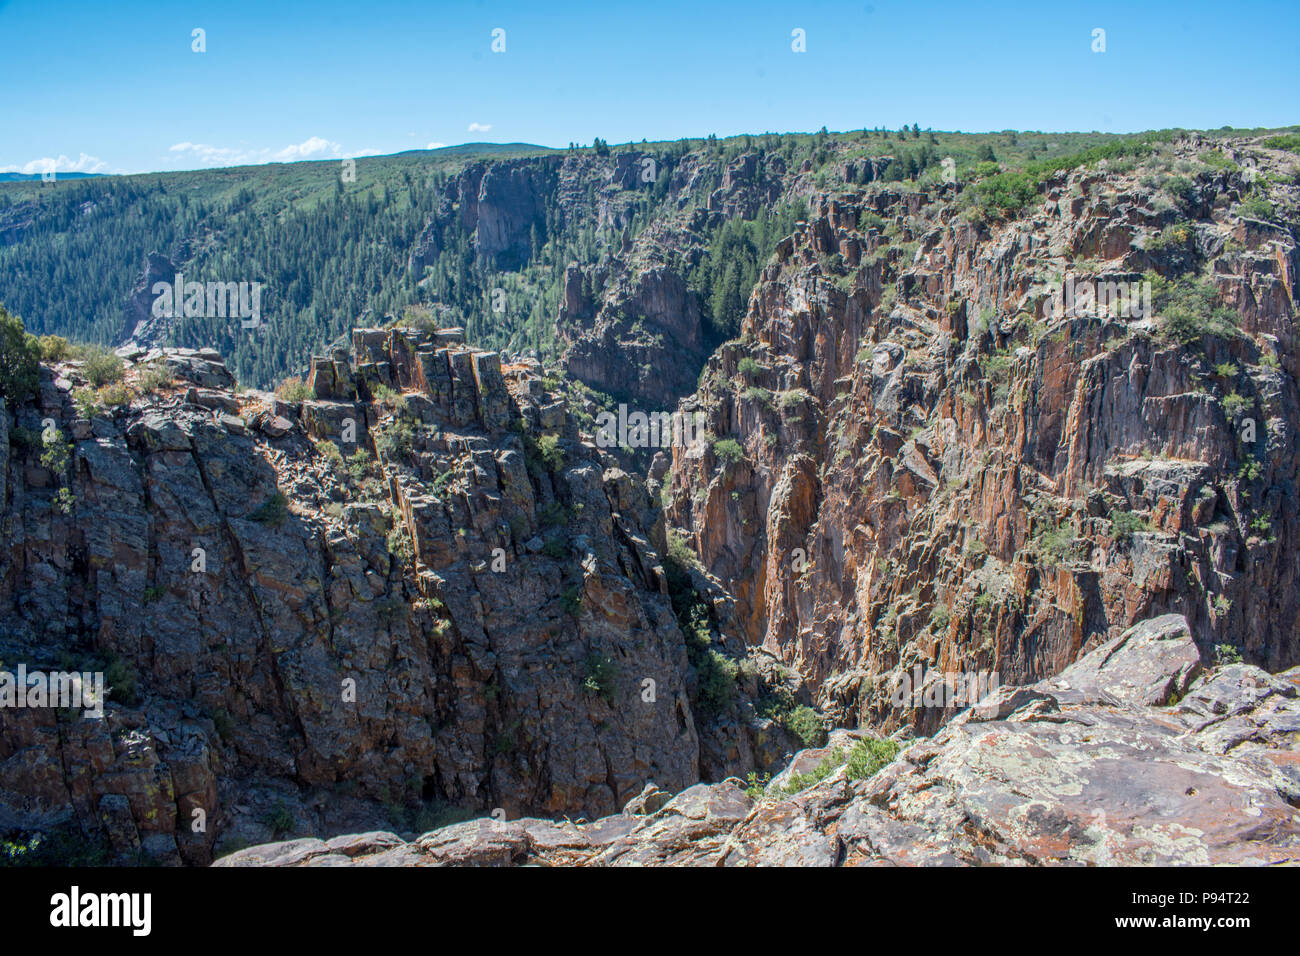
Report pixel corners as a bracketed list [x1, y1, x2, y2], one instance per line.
[216, 614, 1300, 866]
[661, 134, 1300, 740]
[0, 330, 787, 864]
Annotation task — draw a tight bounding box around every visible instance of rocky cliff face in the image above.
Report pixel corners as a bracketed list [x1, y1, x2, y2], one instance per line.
[0, 328, 798, 864]
[661, 134, 1300, 738]
[214, 615, 1300, 866]
[553, 149, 794, 406]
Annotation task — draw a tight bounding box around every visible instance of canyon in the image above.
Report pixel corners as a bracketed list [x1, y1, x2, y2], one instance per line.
[1, 129, 1298, 865]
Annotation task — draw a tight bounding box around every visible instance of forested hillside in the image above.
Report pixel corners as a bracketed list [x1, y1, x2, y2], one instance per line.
[0, 128, 1262, 389]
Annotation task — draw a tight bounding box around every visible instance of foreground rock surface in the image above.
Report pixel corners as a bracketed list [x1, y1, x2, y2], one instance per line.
[217, 615, 1300, 866]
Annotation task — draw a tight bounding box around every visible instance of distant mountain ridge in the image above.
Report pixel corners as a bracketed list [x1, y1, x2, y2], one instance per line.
[0, 171, 105, 181]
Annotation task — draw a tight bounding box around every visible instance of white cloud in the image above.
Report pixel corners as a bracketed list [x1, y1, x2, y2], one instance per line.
[271, 136, 336, 161]
[467, 123, 492, 133]
[166, 137, 359, 169]
[0, 153, 108, 175]
[426, 142, 447, 149]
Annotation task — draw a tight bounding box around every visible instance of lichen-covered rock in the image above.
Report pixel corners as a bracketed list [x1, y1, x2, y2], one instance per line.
[220, 612, 1300, 867]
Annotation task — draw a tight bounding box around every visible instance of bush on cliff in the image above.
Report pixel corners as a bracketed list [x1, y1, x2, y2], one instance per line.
[0, 305, 41, 407]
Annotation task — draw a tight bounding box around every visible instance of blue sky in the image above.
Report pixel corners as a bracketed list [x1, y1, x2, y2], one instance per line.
[2, 0, 1296, 175]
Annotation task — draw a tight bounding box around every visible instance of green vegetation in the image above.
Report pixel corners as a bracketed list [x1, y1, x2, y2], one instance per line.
[582, 653, 617, 704]
[712, 437, 745, 465]
[1214, 643, 1244, 666]
[1163, 175, 1195, 204]
[80, 347, 124, 387]
[688, 200, 808, 339]
[561, 584, 583, 615]
[1148, 272, 1240, 345]
[248, 491, 290, 526]
[535, 433, 565, 471]
[784, 705, 827, 749]
[1, 826, 112, 867]
[0, 305, 41, 406]
[1110, 508, 1151, 544]
[1262, 133, 1300, 152]
[39, 429, 71, 475]
[1238, 190, 1276, 221]
[973, 171, 1040, 217]
[845, 737, 900, 780]
[375, 418, 415, 460]
[1221, 391, 1251, 417]
[967, 136, 1163, 220]
[661, 535, 741, 721]
[771, 747, 845, 796]
[261, 801, 295, 837]
[275, 375, 313, 402]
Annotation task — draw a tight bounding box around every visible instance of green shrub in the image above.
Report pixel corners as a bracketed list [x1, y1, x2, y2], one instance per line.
[1, 825, 112, 867]
[375, 419, 415, 459]
[261, 801, 295, 837]
[39, 430, 71, 474]
[713, 437, 744, 465]
[779, 389, 813, 409]
[1110, 508, 1150, 544]
[1262, 133, 1300, 152]
[248, 491, 289, 526]
[773, 747, 845, 796]
[1149, 273, 1240, 345]
[845, 737, 900, 780]
[784, 705, 827, 749]
[737, 356, 763, 377]
[371, 383, 407, 411]
[974, 171, 1039, 217]
[744, 771, 771, 800]
[666, 527, 700, 571]
[136, 363, 173, 393]
[929, 603, 951, 630]
[1199, 150, 1239, 170]
[536, 434, 565, 471]
[346, 449, 373, 485]
[1145, 222, 1194, 252]
[275, 375, 312, 402]
[1238, 193, 1275, 221]
[387, 520, 414, 565]
[582, 653, 616, 704]
[1163, 176, 1195, 203]
[538, 500, 570, 528]
[97, 651, 141, 706]
[1221, 391, 1251, 417]
[0, 305, 41, 406]
[37, 335, 73, 362]
[1214, 643, 1243, 666]
[96, 383, 131, 408]
[80, 347, 124, 388]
